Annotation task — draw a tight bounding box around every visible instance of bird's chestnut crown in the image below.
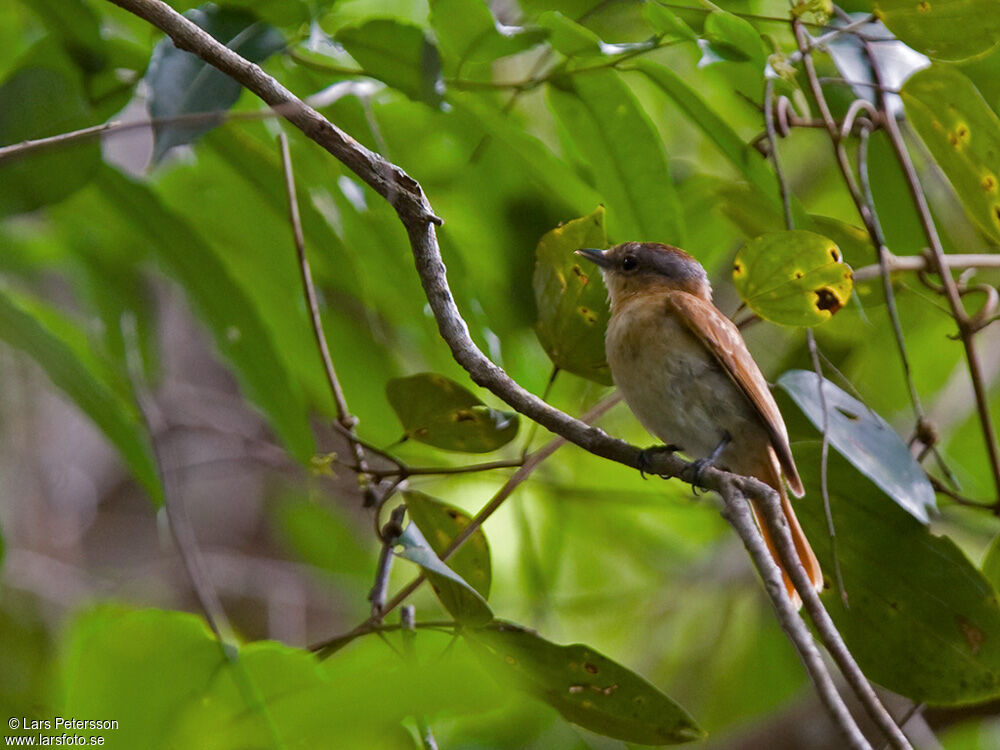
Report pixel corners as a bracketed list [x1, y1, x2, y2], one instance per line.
[576, 242, 712, 304]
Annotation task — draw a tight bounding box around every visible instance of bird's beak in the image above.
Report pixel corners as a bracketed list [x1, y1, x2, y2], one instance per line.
[575, 248, 613, 268]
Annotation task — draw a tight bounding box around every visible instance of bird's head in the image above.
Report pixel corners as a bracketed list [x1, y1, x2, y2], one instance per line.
[575, 242, 712, 306]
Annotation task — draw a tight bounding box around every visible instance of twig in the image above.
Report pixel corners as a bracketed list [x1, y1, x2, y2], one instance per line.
[278, 132, 377, 502]
[122, 315, 233, 643]
[719, 479, 870, 750]
[862, 27, 1000, 509]
[106, 4, 889, 742]
[853, 252, 1000, 282]
[369, 506, 406, 618]
[0, 101, 317, 166]
[765, 71, 848, 607]
[783, 23, 915, 750]
[368, 458, 524, 479]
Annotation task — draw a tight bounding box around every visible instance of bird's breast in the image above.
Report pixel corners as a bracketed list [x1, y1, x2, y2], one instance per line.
[605, 294, 764, 463]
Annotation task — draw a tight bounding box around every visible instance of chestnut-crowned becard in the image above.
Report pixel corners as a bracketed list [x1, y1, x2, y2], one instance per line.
[576, 242, 823, 607]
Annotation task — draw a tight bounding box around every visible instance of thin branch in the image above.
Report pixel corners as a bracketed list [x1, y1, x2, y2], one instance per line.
[863, 31, 1000, 509]
[853, 252, 1000, 282]
[766, 70, 849, 610]
[278, 132, 376, 500]
[370, 506, 406, 618]
[719, 479, 870, 750]
[106, 4, 889, 742]
[122, 315, 233, 643]
[369, 458, 525, 479]
[0, 102, 313, 166]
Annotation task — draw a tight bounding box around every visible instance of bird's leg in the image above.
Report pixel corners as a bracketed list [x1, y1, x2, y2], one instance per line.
[683, 432, 732, 493]
[637, 444, 682, 480]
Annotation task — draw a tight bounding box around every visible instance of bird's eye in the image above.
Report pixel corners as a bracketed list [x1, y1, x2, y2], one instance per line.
[621, 254, 638, 272]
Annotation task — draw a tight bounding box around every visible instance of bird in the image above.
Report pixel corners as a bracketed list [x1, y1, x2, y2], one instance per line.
[576, 242, 823, 607]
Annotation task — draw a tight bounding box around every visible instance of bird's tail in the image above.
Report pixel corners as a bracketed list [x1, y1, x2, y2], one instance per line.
[751, 454, 823, 610]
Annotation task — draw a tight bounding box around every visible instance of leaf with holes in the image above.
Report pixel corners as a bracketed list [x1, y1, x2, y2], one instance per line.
[404, 491, 491, 598]
[467, 623, 704, 744]
[394, 523, 494, 626]
[147, 5, 285, 162]
[902, 65, 1000, 243]
[875, 0, 1000, 61]
[778, 369, 937, 522]
[533, 207, 613, 384]
[386, 373, 519, 453]
[336, 19, 443, 107]
[732, 230, 853, 326]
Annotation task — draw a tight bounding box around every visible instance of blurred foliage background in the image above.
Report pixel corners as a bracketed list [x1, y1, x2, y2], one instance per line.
[2, 0, 1000, 747]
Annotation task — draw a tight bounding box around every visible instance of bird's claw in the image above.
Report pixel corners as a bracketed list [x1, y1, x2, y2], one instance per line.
[637, 444, 681, 480]
[682, 458, 712, 495]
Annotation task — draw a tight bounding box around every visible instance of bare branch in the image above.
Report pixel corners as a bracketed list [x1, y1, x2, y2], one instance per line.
[853, 251, 1000, 281]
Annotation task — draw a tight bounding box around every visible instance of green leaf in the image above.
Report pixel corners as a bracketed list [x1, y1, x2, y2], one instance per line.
[95, 166, 315, 463]
[875, 0, 1000, 61]
[61, 608, 226, 746]
[429, 0, 546, 68]
[468, 623, 704, 744]
[698, 11, 767, 68]
[778, 369, 937, 522]
[59, 606, 383, 748]
[395, 522, 494, 625]
[147, 5, 285, 162]
[0, 64, 99, 217]
[634, 60, 777, 199]
[404, 490, 492, 598]
[732, 230, 853, 326]
[902, 65, 1000, 242]
[0, 289, 161, 504]
[546, 69, 685, 244]
[386, 373, 519, 453]
[794, 444, 1000, 704]
[537, 11, 602, 57]
[532, 207, 613, 384]
[983, 532, 1000, 593]
[643, 2, 697, 42]
[336, 19, 443, 107]
[447, 92, 601, 215]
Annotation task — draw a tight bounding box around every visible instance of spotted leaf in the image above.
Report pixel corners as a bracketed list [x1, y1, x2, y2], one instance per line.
[732, 230, 853, 327]
[386, 373, 519, 453]
[533, 207, 613, 384]
[902, 65, 1000, 243]
[404, 490, 491, 598]
[394, 522, 493, 626]
[467, 622, 704, 744]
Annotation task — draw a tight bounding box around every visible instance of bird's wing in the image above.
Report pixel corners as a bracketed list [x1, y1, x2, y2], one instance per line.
[665, 291, 804, 496]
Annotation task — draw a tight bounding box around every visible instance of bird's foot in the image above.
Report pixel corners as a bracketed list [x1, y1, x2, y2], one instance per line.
[637, 444, 682, 480]
[682, 458, 713, 495]
[681, 433, 732, 494]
